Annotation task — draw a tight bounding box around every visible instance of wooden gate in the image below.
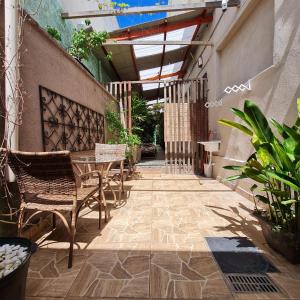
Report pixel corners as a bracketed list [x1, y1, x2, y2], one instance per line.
[164, 79, 208, 174]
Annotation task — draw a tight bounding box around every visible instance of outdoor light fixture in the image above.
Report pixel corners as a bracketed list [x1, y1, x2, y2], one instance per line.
[222, 0, 228, 11]
[198, 55, 203, 68]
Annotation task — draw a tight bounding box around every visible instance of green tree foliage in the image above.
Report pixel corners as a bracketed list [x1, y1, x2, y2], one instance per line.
[131, 93, 164, 144]
[69, 29, 109, 61]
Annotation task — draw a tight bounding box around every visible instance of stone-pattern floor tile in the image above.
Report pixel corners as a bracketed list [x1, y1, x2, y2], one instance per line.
[150, 249, 231, 299]
[67, 250, 150, 298]
[26, 172, 300, 299]
[26, 249, 89, 298]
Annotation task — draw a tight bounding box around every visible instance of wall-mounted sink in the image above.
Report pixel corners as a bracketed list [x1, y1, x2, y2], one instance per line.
[198, 141, 221, 177]
[198, 141, 221, 153]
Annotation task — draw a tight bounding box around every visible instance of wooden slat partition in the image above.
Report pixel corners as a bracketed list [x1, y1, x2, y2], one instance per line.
[164, 79, 208, 174]
[106, 79, 208, 175]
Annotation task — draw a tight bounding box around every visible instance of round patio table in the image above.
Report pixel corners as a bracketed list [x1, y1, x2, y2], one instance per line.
[72, 155, 124, 166]
[72, 154, 125, 208]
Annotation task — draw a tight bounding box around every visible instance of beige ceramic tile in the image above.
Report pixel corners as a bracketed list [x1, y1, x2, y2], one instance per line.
[67, 249, 150, 298]
[26, 171, 300, 299]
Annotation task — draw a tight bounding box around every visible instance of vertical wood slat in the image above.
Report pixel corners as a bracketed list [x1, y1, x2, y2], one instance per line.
[110, 82, 113, 95]
[193, 79, 197, 173]
[128, 82, 132, 133]
[186, 81, 190, 174]
[177, 82, 180, 173]
[179, 81, 183, 174]
[124, 82, 128, 129]
[170, 82, 173, 174]
[172, 82, 177, 173]
[163, 82, 168, 173]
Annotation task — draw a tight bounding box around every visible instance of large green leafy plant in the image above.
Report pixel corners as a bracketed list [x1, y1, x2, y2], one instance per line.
[219, 100, 300, 232]
[105, 107, 141, 159]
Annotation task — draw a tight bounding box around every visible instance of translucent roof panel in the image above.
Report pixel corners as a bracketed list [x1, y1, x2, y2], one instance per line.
[165, 25, 197, 52]
[161, 61, 183, 76]
[139, 66, 161, 80]
[142, 83, 160, 91]
[133, 34, 164, 58]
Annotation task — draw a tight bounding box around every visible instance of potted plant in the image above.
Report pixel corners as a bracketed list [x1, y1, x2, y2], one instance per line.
[219, 99, 300, 263]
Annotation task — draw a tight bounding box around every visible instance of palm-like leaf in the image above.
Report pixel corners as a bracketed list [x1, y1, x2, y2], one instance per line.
[265, 171, 300, 192]
[218, 119, 253, 136]
[243, 100, 274, 143]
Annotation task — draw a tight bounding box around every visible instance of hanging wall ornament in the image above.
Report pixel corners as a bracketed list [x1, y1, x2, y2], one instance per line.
[205, 80, 251, 108]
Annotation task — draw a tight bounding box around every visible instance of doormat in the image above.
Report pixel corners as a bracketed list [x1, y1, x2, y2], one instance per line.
[205, 237, 278, 274]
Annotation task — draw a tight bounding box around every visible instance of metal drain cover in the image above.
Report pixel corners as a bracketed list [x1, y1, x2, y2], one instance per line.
[225, 273, 280, 293]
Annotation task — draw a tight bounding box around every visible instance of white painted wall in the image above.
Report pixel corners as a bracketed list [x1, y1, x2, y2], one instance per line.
[185, 0, 300, 198]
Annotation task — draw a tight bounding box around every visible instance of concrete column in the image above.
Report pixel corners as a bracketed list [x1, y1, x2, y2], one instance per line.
[5, 0, 19, 181]
[5, 0, 19, 151]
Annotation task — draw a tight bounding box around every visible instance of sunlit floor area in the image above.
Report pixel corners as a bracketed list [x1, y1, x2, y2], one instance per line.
[25, 170, 300, 300]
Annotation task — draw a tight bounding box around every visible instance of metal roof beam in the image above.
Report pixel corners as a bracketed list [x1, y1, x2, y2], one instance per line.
[104, 40, 213, 46]
[144, 71, 184, 81]
[109, 15, 212, 41]
[61, 1, 240, 19]
[110, 78, 198, 84]
[178, 23, 202, 79]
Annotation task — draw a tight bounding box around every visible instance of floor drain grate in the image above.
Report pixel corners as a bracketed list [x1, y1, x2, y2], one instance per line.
[225, 273, 280, 293]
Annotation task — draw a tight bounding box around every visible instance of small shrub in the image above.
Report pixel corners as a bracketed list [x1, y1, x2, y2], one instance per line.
[46, 26, 61, 41]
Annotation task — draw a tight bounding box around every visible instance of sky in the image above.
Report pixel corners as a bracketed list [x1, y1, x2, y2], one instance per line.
[115, 0, 168, 28]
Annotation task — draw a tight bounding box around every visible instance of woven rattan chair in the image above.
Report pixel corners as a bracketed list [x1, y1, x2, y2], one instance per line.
[4, 149, 102, 268]
[95, 143, 127, 206]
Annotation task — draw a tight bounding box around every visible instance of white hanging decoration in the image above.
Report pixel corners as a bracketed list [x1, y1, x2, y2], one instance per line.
[205, 98, 223, 108]
[224, 81, 251, 94]
[204, 80, 251, 108]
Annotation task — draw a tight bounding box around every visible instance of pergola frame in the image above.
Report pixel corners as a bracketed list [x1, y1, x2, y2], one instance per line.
[108, 15, 213, 41]
[101, 13, 214, 86]
[61, 1, 240, 19]
[97, 1, 239, 98]
[103, 40, 214, 46]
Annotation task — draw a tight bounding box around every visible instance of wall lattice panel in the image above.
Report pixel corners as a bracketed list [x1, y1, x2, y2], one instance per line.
[39, 86, 104, 152]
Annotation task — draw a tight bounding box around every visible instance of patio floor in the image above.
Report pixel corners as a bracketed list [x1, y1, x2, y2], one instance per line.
[25, 170, 300, 300]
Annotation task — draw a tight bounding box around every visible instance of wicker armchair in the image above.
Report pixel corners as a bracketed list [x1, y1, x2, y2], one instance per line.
[95, 143, 127, 206]
[4, 149, 102, 268]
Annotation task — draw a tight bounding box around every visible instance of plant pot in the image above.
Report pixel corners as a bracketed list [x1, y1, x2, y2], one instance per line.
[0, 237, 34, 300]
[131, 146, 141, 163]
[258, 217, 300, 264]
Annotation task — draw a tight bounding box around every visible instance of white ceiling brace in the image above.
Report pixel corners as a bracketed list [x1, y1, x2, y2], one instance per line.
[61, 1, 241, 19]
[103, 40, 214, 46]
